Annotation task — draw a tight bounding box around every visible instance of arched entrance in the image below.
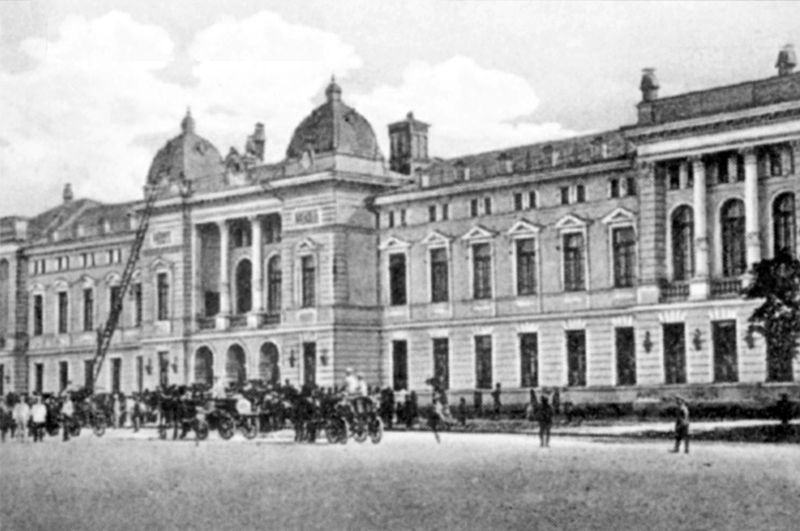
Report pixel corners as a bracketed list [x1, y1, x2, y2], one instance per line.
[226, 344, 247, 384]
[259, 343, 280, 386]
[194, 347, 214, 386]
[235, 259, 252, 314]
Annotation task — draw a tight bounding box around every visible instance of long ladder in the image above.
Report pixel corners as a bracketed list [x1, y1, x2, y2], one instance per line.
[91, 186, 159, 388]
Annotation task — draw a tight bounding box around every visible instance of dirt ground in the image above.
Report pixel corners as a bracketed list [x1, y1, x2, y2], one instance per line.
[1, 430, 798, 530]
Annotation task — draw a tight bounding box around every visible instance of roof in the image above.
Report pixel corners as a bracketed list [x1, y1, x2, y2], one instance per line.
[147, 110, 224, 185]
[285, 79, 383, 161]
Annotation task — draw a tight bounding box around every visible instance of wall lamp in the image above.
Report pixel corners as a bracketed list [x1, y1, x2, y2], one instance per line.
[692, 329, 703, 351]
[145, 358, 153, 375]
[289, 349, 296, 368]
[744, 329, 756, 349]
[642, 331, 653, 353]
[320, 349, 329, 367]
[171, 357, 179, 374]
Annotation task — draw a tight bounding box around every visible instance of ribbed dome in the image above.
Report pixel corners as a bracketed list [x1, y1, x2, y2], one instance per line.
[147, 110, 224, 185]
[286, 79, 383, 161]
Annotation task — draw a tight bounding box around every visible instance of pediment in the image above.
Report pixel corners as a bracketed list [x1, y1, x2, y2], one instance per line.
[507, 219, 542, 236]
[379, 236, 410, 251]
[554, 214, 589, 230]
[296, 237, 319, 252]
[420, 230, 451, 247]
[601, 207, 636, 225]
[104, 272, 121, 285]
[460, 225, 496, 241]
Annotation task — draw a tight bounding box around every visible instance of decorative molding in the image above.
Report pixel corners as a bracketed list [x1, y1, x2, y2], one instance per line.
[708, 307, 738, 321]
[420, 230, 452, 247]
[379, 236, 410, 251]
[554, 213, 589, 230]
[562, 319, 586, 330]
[611, 315, 634, 327]
[658, 310, 686, 323]
[507, 219, 542, 236]
[295, 237, 320, 252]
[601, 207, 636, 226]
[460, 225, 496, 241]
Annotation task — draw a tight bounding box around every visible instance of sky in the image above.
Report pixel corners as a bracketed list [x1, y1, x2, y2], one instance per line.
[0, 1, 798, 216]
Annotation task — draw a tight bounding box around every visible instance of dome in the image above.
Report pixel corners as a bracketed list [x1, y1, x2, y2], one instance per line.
[286, 78, 383, 161]
[147, 110, 224, 185]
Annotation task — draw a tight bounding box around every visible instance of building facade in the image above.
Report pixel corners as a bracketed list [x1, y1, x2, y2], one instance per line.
[1, 46, 799, 404]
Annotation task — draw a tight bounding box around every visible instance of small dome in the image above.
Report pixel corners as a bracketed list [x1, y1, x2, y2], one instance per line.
[147, 110, 223, 185]
[286, 79, 383, 161]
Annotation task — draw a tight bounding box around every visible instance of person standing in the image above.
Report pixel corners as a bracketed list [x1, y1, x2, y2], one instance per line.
[428, 395, 444, 444]
[12, 396, 31, 442]
[457, 397, 467, 427]
[537, 395, 554, 448]
[61, 396, 75, 442]
[672, 397, 690, 454]
[491, 383, 502, 419]
[30, 396, 47, 443]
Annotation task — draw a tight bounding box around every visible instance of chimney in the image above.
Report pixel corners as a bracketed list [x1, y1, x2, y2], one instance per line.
[776, 44, 797, 76]
[640, 68, 659, 102]
[250, 122, 266, 161]
[63, 183, 74, 203]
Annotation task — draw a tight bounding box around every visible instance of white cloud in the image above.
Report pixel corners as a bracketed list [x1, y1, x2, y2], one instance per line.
[353, 56, 577, 159]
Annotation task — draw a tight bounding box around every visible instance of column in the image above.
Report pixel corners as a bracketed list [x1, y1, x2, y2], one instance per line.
[689, 155, 709, 300]
[249, 216, 263, 327]
[217, 220, 230, 326]
[635, 160, 665, 305]
[742, 147, 761, 268]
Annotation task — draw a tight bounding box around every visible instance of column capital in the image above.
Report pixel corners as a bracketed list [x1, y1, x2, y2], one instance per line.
[687, 154, 704, 165]
[738, 145, 757, 157]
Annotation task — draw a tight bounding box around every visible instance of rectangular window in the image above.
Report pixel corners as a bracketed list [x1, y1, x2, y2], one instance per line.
[111, 358, 121, 394]
[686, 162, 694, 188]
[83, 360, 93, 389]
[433, 337, 449, 390]
[301, 256, 316, 308]
[441, 203, 449, 220]
[59, 360, 69, 392]
[83, 288, 94, 332]
[35, 363, 44, 394]
[136, 356, 144, 393]
[303, 342, 316, 388]
[392, 340, 408, 391]
[735, 153, 745, 182]
[668, 162, 681, 190]
[474, 335, 492, 389]
[520, 333, 538, 388]
[528, 191, 537, 209]
[109, 285, 121, 314]
[400, 209, 407, 226]
[156, 273, 169, 320]
[388, 211, 395, 228]
[389, 253, 407, 305]
[513, 193, 524, 211]
[566, 330, 587, 387]
[625, 177, 637, 196]
[428, 205, 437, 222]
[609, 179, 620, 198]
[615, 327, 636, 386]
[430, 247, 449, 303]
[158, 351, 169, 388]
[560, 186, 570, 205]
[132, 283, 142, 326]
[712, 320, 738, 383]
[612, 226, 636, 288]
[563, 233, 585, 291]
[58, 291, 68, 334]
[662, 323, 686, 384]
[576, 184, 585, 203]
[470, 198, 479, 217]
[33, 294, 43, 336]
[472, 243, 492, 299]
[516, 238, 537, 295]
[483, 197, 492, 215]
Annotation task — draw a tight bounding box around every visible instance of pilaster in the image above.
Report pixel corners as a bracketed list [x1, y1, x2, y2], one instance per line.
[689, 155, 709, 300]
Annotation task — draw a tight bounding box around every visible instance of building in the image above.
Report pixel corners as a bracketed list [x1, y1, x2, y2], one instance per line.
[1, 45, 798, 405]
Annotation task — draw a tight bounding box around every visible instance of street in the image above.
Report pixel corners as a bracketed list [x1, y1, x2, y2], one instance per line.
[1, 430, 798, 530]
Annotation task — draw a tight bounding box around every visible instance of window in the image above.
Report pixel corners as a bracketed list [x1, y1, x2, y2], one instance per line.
[566, 330, 586, 387]
[441, 203, 449, 220]
[235, 260, 252, 314]
[609, 179, 620, 198]
[563, 233, 585, 291]
[612, 227, 636, 288]
[709, 153, 730, 184]
[472, 243, 492, 299]
[57, 291, 68, 334]
[433, 337, 449, 390]
[156, 272, 169, 320]
[430, 248, 449, 303]
[663, 323, 686, 384]
[83, 288, 94, 332]
[428, 205, 437, 222]
[400, 209, 407, 226]
[671, 206, 694, 281]
[513, 193, 523, 211]
[33, 294, 43, 335]
[576, 184, 585, 203]
[667, 162, 681, 190]
[470, 199, 479, 217]
[686, 162, 694, 188]
[625, 177, 637, 196]
[519, 333, 538, 388]
[392, 340, 408, 391]
[267, 256, 282, 315]
[132, 283, 142, 326]
[111, 358, 122, 394]
[735, 153, 745, 182]
[59, 361, 69, 392]
[388, 211, 395, 228]
[389, 253, 407, 305]
[301, 256, 316, 308]
[136, 356, 144, 393]
[302, 342, 316, 388]
[528, 191, 537, 209]
[712, 320, 738, 383]
[721, 199, 746, 277]
[35, 363, 44, 394]
[84, 360, 94, 389]
[515, 238, 537, 295]
[560, 186, 570, 205]
[231, 223, 251, 247]
[483, 197, 492, 215]
[773, 193, 796, 256]
[615, 327, 636, 386]
[109, 285, 121, 315]
[474, 335, 492, 389]
[264, 214, 282, 244]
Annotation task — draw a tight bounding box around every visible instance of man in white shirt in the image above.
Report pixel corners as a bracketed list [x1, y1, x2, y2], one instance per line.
[235, 393, 252, 416]
[343, 368, 358, 396]
[12, 397, 30, 442]
[60, 397, 75, 442]
[30, 396, 47, 442]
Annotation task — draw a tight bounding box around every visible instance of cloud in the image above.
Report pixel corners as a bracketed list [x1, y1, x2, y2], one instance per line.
[353, 56, 578, 159]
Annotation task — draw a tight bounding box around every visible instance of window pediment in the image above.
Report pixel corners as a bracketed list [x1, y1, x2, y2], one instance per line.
[379, 236, 410, 251]
[461, 225, 496, 241]
[104, 272, 121, 285]
[296, 237, 319, 253]
[554, 214, 589, 230]
[420, 230, 451, 247]
[507, 219, 542, 237]
[53, 279, 69, 291]
[601, 207, 636, 226]
[79, 275, 96, 288]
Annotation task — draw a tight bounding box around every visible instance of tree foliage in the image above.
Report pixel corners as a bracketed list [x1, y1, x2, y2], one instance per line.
[742, 250, 800, 381]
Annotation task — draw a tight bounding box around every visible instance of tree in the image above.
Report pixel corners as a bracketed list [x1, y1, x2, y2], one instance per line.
[742, 250, 800, 382]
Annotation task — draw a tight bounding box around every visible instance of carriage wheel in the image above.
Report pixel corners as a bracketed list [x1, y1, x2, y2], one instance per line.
[195, 420, 210, 441]
[353, 420, 368, 443]
[93, 422, 106, 437]
[369, 416, 383, 444]
[242, 419, 258, 440]
[338, 419, 349, 444]
[219, 418, 235, 440]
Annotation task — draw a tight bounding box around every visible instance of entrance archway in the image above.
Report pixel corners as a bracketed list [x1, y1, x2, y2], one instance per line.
[194, 347, 214, 386]
[226, 344, 247, 384]
[259, 342, 280, 386]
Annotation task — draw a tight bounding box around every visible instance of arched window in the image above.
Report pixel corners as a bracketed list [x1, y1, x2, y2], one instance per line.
[267, 255, 281, 315]
[259, 343, 280, 386]
[235, 259, 252, 314]
[721, 199, 746, 277]
[671, 206, 694, 281]
[773, 192, 796, 256]
[194, 347, 214, 386]
[225, 345, 247, 385]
